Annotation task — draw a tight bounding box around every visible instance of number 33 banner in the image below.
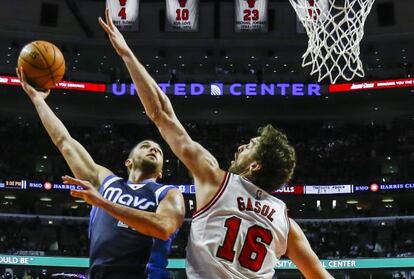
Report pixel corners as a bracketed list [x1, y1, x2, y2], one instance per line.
[166, 0, 199, 32]
[235, 0, 268, 32]
[106, 0, 140, 31]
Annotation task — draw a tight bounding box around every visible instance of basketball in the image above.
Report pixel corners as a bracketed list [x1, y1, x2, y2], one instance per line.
[17, 41, 65, 91]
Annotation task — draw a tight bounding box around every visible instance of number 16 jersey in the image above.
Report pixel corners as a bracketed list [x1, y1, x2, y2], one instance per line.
[186, 172, 290, 279]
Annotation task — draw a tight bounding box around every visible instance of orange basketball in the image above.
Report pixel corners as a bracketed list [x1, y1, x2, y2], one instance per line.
[17, 41, 65, 91]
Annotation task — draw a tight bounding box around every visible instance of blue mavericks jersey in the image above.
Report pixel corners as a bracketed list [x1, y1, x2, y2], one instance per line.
[89, 175, 177, 278]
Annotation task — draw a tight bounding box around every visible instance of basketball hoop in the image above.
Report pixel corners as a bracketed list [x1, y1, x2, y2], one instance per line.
[290, 0, 376, 83]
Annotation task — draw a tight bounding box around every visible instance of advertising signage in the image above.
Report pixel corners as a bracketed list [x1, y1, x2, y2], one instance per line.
[165, 184, 196, 194]
[1, 255, 413, 270]
[0, 75, 323, 97]
[111, 82, 322, 97]
[0, 76, 106, 92]
[2, 75, 413, 96]
[274, 185, 304, 195]
[2, 179, 414, 195]
[304, 185, 353, 195]
[26, 181, 83, 191]
[0, 180, 27, 190]
[354, 183, 414, 193]
[329, 77, 414, 93]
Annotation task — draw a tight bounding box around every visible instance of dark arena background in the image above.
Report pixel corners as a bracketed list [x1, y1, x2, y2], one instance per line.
[0, 0, 414, 278]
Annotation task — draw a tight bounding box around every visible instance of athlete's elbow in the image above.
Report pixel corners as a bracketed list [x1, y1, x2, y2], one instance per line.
[55, 136, 72, 152]
[157, 232, 170, 241]
[147, 108, 165, 124]
[157, 223, 176, 241]
[148, 97, 173, 124]
[157, 229, 171, 241]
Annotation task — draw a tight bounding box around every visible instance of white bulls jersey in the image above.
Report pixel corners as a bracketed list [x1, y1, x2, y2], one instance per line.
[166, 0, 199, 31]
[186, 172, 290, 279]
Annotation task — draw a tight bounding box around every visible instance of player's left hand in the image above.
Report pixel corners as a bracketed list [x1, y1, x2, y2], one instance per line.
[63, 175, 105, 207]
[99, 8, 130, 57]
[16, 67, 51, 100]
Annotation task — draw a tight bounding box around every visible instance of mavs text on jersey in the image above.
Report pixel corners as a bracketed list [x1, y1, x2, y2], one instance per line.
[89, 174, 177, 279]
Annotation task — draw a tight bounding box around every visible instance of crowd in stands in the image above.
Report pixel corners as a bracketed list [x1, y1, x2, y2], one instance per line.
[1, 116, 414, 274]
[0, 219, 88, 257]
[301, 220, 414, 259]
[0, 218, 413, 260]
[0, 117, 414, 185]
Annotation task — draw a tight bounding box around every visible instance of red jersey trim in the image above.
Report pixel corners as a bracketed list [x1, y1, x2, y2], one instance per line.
[192, 172, 230, 219]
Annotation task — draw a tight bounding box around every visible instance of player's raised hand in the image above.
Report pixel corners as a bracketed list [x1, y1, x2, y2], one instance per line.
[63, 175, 105, 207]
[16, 67, 50, 100]
[99, 8, 130, 57]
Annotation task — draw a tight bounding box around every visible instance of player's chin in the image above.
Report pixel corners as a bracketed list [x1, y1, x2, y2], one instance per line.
[140, 159, 160, 174]
[143, 157, 157, 165]
[228, 161, 236, 172]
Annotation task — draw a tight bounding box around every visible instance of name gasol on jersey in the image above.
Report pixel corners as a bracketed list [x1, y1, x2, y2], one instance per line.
[237, 196, 276, 222]
[103, 186, 155, 209]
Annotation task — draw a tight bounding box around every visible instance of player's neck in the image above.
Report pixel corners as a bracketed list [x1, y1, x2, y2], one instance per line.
[241, 171, 257, 185]
[239, 169, 252, 180]
[128, 170, 158, 184]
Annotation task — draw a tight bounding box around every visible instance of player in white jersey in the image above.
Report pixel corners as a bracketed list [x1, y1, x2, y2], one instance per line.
[187, 172, 290, 278]
[97, 8, 333, 278]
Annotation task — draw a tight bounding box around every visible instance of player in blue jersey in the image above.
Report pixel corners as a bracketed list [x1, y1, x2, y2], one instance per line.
[16, 67, 186, 278]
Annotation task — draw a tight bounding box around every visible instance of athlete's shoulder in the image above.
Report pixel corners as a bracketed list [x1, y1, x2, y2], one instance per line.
[100, 174, 125, 191]
[146, 182, 178, 205]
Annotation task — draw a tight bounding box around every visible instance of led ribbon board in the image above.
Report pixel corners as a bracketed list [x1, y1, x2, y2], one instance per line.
[2, 179, 414, 194]
[0, 255, 413, 270]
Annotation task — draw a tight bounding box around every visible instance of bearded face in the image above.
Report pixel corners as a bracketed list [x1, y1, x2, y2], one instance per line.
[132, 153, 160, 174]
[229, 137, 260, 175]
[127, 141, 163, 176]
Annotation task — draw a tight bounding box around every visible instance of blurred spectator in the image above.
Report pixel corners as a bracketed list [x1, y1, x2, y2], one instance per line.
[0, 117, 413, 185]
[0, 218, 413, 259]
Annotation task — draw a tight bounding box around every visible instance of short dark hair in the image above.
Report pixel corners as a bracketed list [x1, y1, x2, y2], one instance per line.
[128, 139, 161, 159]
[252, 124, 296, 192]
[128, 143, 139, 159]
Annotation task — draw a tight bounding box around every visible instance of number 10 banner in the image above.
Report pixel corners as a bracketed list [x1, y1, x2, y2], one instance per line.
[106, 0, 140, 31]
[166, 0, 199, 32]
[235, 0, 268, 32]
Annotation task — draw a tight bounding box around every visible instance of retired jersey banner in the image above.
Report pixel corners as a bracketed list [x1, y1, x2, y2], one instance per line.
[106, 0, 140, 31]
[166, 0, 199, 31]
[235, 0, 268, 32]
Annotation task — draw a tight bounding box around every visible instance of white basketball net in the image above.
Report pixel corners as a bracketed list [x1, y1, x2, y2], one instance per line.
[290, 0, 376, 83]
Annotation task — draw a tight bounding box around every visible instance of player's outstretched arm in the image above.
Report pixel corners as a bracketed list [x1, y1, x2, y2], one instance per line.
[286, 219, 333, 279]
[17, 67, 112, 187]
[99, 9, 225, 197]
[64, 175, 185, 240]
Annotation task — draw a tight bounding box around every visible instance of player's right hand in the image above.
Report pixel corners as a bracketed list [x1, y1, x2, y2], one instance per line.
[63, 175, 105, 207]
[99, 8, 130, 57]
[16, 67, 50, 100]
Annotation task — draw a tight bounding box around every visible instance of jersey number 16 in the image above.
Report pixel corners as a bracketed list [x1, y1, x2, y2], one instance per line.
[216, 216, 273, 272]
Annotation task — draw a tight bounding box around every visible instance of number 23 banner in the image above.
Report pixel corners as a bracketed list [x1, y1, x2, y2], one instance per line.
[235, 0, 268, 32]
[166, 0, 199, 32]
[106, 0, 140, 31]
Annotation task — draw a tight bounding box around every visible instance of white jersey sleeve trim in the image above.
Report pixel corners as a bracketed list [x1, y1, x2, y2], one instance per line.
[102, 176, 123, 191]
[193, 172, 230, 219]
[154, 185, 173, 205]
